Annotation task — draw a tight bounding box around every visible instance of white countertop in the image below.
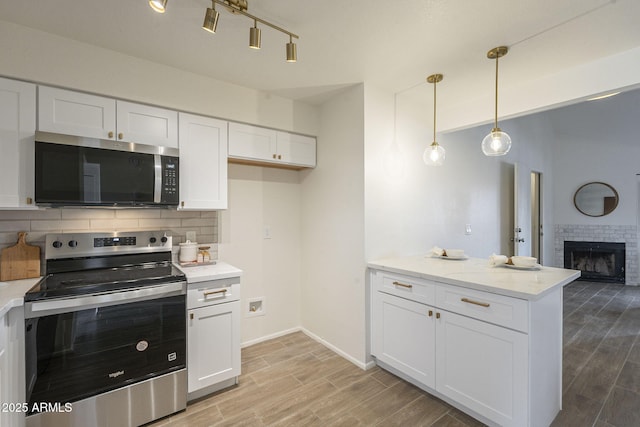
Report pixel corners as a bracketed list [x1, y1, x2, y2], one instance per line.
[368, 255, 581, 300]
[175, 261, 242, 284]
[0, 277, 41, 318]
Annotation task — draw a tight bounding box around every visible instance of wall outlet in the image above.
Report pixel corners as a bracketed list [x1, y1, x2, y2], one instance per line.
[263, 225, 272, 239]
[465, 224, 472, 235]
[247, 297, 266, 317]
[185, 231, 197, 242]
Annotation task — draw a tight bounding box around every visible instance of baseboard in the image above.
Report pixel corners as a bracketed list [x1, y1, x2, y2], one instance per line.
[239, 326, 375, 371]
[240, 326, 302, 348]
[300, 328, 373, 370]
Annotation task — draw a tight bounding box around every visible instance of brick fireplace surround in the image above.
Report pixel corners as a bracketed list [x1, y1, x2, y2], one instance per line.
[554, 224, 638, 285]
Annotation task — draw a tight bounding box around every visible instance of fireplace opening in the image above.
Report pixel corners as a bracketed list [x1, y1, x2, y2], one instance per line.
[564, 241, 625, 283]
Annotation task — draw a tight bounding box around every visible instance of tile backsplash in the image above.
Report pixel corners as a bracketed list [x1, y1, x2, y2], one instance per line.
[0, 208, 218, 261]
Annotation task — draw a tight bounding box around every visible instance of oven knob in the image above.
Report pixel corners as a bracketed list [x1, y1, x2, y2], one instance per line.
[52, 240, 63, 249]
[161, 236, 168, 243]
[149, 237, 157, 244]
[68, 240, 78, 248]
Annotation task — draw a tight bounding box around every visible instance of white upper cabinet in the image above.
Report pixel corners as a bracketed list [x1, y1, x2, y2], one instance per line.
[38, 86, 178, 148]
[178, 113, 228, 210]
[228, 122, 316, 169]
[275, 131, 316, 167]
[0, 77, 37, 208]
[38, 86, 116, 140]
[116, 100, 178, 148]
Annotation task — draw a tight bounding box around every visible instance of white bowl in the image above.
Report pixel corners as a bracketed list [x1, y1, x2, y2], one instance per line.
[445, 249, 465, 258]
[511, 256, 537, 267]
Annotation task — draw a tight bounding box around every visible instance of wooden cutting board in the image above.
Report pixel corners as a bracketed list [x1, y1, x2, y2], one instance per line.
[0, 232, 41, 281]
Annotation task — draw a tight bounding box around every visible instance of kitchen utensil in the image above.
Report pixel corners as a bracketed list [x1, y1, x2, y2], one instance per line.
[1, 232, 41, 281]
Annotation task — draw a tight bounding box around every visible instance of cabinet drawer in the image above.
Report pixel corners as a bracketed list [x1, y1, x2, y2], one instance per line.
[436, 285, 529, 333]
[187, 278, 240, 309]
[375, 272, 436, 305]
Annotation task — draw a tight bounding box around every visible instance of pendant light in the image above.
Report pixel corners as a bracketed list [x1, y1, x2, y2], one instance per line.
[481, 46, 511, 156]
[149, 0, 168, 13]
[423, 74, 445, 166]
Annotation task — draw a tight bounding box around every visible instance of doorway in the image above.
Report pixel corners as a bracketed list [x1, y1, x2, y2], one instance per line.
[530, 171, 542, 262]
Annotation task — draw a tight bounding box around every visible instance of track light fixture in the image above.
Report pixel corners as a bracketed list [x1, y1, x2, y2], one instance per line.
[149, 0, 298, 62]
[249, 20, 261, 49]
[202, 1, 220, 34]
[482, 46, 512, 156]
[148, 0, 168, 14]
[423, 74, 445, 166]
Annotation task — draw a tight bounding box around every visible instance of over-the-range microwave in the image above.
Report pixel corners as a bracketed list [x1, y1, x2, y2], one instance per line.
[34, 131, 179, 207]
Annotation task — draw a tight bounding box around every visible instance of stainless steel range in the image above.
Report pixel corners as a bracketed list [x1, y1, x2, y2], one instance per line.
[24, 231, 187, 427]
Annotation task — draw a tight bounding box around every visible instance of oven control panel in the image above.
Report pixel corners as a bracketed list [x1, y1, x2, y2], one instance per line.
[45, 231, 173, 260]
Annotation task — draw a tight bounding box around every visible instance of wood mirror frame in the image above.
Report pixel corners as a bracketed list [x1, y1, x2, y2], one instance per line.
[573, 182, 619, 217]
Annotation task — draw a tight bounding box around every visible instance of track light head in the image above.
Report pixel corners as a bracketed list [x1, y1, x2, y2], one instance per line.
[149, 0, 168, 13]
[286, 36, 297, 62]
[202, 3, 220, 33]
[249, 21, 261, 49]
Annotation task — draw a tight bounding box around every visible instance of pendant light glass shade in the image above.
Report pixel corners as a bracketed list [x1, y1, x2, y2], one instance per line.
[149, 0, 168, 13]
[482, 128, 511, 156]
[483, 46, 511, 156]
[424, 73, 445, 166]
[423, 142, 446, 166]
[202, 3, 220, 33]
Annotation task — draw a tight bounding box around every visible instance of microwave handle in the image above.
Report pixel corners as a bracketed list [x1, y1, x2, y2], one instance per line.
[154, 154, 162, 204]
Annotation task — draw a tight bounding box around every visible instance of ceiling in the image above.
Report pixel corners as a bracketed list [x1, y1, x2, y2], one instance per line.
[1, 0, 639, 111]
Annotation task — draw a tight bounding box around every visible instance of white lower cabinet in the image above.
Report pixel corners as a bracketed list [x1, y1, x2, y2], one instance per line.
[0, 308, 26, 427]
[370, 269, 559, 427]
[187, 300, 240, 394]
[373, 291, 435, 388]
[435, 310, 528, 427]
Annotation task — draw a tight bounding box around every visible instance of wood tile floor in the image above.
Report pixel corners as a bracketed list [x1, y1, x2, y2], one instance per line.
[153, 281, 640, 427]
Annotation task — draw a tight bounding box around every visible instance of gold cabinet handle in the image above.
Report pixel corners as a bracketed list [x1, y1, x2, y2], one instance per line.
[392, 281, 413, 289]
[273, 154, 277, 159]
[26, 197, 33, 205]
[204, 289, 227, 297]
[189, 313, 194, 320]
[278, 154, 282, 160]
[118, 132, 124, 140]
[428, 310, 433, 317]
[108, 131, 114, 138]
[461, 297, 490, 308]
[436, 312, 441, 319]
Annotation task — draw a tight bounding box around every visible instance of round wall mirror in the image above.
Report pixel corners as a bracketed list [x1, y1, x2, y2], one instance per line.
[573, 182, 619, 217]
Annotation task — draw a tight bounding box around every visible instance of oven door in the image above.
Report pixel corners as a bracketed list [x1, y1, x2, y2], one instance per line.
[24, 283, 186, 414]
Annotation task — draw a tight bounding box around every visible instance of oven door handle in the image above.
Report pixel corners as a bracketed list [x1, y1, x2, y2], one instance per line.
[24, 281, 186, 318]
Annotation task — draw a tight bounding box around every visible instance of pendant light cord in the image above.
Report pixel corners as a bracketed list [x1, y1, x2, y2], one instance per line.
[494, 53, 499, 130]
[433, 79, 437, 142]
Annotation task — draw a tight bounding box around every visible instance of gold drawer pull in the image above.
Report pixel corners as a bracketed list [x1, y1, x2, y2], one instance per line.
[392, 281, 413, 289]
[461, 297, 490, 308]
[204, 289, 227, 297]
[428, 310, 433, 317]
[436, 312, 441, 319]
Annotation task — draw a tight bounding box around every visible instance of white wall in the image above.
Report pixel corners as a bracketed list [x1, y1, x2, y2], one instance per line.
[548, 90, 640, 226]
[300, 84, 366, 366]
[364, 85, 557, 267]
[219, 165, 303, 344]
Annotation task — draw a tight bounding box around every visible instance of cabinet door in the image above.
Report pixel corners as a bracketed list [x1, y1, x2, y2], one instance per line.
[178, 113, 228, 210]
[228, 122, 277, 162]
[38, 86, 116, 139]
[276, 131, 316, 167]
[188, 301, 240, 393]
[0, 77, 36, 208]
[435, 310, 528, 427]
[116, 100, 178, 148]
[372, 291, 435, 388]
